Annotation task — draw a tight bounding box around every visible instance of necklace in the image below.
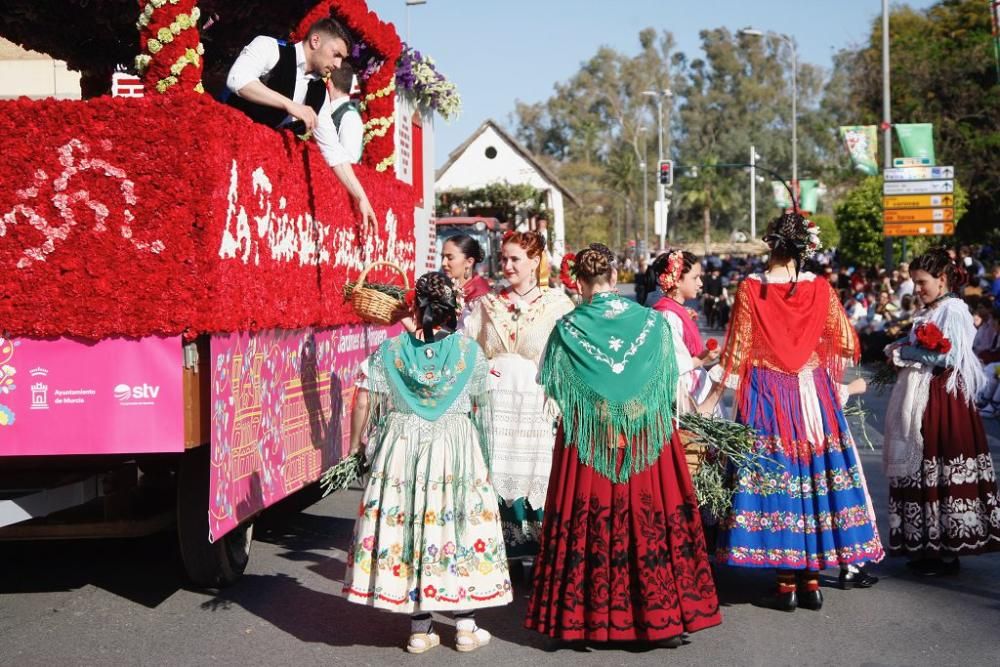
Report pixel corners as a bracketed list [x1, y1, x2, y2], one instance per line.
[512, 285, 538, 298]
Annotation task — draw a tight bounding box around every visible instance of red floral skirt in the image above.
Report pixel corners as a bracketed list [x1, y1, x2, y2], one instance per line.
[524, 429, 722, 642]
[888, 371, 1000, 557]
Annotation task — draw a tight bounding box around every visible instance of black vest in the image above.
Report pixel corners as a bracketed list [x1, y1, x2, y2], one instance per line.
[227, 41, 327, 131]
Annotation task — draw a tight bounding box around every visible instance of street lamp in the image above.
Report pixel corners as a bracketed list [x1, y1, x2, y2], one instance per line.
[405, 0, 427, 44]
[739, 27, 798, 196]
[642, 88, 673, 249]
[639, 125, 648, 256]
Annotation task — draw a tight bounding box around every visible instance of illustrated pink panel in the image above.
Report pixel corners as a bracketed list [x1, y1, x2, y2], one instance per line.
[209, 324, 393, 542]
[0, 336, 184, 456]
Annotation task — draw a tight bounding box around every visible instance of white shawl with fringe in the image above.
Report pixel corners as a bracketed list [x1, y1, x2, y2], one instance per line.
[882, 297, 986, 479]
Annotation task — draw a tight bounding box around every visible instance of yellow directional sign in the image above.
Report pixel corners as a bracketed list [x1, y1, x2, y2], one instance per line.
[883, 207, 954, 223]
[884, 222, 954, 237]
[883, 194, 954, 209]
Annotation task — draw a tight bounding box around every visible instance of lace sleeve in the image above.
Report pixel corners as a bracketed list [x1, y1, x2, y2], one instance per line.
[460, 299, 485, 340]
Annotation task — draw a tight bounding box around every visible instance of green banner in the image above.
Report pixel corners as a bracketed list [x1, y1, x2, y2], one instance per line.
[838, 125, 878, 176]
[771, 181, 792, 209]
[798, 179, 820, 214]
[894, 123, 935, 166]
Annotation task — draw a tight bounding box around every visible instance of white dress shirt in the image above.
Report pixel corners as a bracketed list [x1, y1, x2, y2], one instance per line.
[329, 94, 364, 163]
[227, 36, 350, 167]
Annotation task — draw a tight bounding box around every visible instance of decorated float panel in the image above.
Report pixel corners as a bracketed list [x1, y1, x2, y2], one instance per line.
[0, 0, 455, 539]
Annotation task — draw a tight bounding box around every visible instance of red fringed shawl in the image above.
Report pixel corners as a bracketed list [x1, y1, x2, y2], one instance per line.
[719, 275, 859, 400]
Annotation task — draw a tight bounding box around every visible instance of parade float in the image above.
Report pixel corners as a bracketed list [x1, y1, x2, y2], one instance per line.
[0, 0, 442, 585]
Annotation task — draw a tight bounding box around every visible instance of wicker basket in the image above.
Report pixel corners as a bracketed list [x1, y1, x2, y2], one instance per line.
[350, 261, 409, 325]
[678, 429, 708, 477]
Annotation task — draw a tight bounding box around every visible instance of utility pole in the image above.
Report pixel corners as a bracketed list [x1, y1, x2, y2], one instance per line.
[882, 0, 894, 269]
[750, 144, 757, 240]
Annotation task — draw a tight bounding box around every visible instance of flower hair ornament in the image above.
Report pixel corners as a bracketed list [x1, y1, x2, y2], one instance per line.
[763, 213, 822, 294]
[560, 252, 577, 291]
[657, 250, 685, 293]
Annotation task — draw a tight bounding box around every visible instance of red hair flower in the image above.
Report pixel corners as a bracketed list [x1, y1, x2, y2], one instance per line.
[657, 250, 684, 293]
[706, 338, 719, 351]
[560, 252, 577, 291]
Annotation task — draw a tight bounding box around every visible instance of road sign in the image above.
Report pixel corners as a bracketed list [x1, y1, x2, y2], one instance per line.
[884, 207, 954, 223]
[883, 222, 954, 237]
[883, 194, 954, 209]
[883, 179, 953, 195]
[893, 157, 933, 167]
[883, 166, 954, 181]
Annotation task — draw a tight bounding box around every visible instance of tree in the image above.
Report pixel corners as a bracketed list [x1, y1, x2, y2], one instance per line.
[835, 176, 968, 267]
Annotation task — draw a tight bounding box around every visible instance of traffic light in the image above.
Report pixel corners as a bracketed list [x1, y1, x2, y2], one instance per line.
[658, 159, 673, 187]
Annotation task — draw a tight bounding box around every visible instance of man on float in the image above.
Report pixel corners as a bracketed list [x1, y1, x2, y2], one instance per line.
[226, 17, 376, 226]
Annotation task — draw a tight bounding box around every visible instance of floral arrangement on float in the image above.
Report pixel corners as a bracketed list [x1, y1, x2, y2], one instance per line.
[396, 46, 462, 120]
[0, 94, 416, 340]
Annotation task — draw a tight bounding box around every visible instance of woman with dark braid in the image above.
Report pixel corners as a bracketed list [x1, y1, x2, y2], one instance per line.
[883, 248, 1000, 575]
[342, 271, 511, 654]
[713, 212, 883, 610]
[526, 244, 721, 646]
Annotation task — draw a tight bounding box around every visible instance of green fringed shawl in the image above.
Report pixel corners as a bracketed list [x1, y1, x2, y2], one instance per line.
[540, 292, 677, 482]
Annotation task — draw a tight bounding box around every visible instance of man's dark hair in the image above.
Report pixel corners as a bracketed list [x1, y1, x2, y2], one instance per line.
[329, 60, 354, 94]
[307, 17, 353, 52]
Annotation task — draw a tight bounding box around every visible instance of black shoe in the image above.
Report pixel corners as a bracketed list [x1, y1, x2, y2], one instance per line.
[839, 566, 879, 589]
[797, 588, 824, 611]
[657, 636, 684, 649]
[754, 589, 797, 612]
[909, 558, 960, 577]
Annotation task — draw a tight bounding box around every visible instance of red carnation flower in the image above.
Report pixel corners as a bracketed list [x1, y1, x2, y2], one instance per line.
[915, 322, 951, 353]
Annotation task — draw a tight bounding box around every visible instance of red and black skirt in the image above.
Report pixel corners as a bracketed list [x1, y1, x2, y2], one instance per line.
[524, 429, 722, 642]
[888, 371, 1000, 557]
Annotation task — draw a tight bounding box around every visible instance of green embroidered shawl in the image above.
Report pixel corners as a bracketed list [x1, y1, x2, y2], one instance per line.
[540, 292, 677, 482]
[378, 332, 478, 421]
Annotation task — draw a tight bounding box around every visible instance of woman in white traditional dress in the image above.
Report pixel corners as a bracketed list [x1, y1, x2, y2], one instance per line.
[461, 230, 575, 569]
[342, 272, 512, 654]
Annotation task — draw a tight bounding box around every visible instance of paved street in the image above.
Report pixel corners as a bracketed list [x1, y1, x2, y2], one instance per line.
[2, 322, 999, 665]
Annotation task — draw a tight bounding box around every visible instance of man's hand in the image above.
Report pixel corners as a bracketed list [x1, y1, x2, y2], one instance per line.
[359, 197, 378, 228]
[286, 101, 318, 133]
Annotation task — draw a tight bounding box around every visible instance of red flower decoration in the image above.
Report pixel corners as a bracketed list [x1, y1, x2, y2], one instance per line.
[473, 539, 486, 553]
[422, 585, 437, 599]
[404, 289, 416, 307]
[706, 338, 719, 351]
[560, 252, 577, 291]
[0, 95, 417, 340]
[915, 322, 951, 354]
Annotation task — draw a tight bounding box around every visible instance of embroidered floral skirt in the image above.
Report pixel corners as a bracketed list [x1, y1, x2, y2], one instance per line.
[888, 371, 1000, 557]
[343, 413, 513, 613]
[717, 367, 885, 571]
[524, 429, 722, 642]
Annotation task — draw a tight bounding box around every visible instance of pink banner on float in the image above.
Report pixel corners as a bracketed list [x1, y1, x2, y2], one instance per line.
[0, 336, 184, 456]
[208, 324, 393, 542]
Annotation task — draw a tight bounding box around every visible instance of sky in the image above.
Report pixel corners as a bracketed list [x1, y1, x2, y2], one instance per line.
[368, 0, 940, 168]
